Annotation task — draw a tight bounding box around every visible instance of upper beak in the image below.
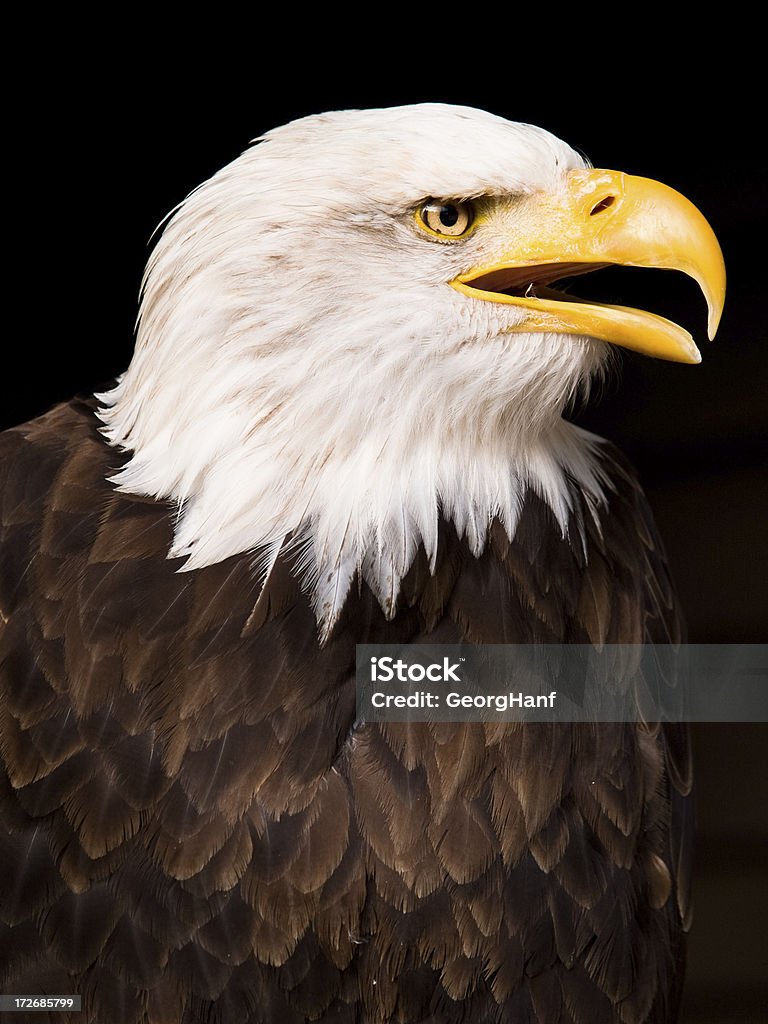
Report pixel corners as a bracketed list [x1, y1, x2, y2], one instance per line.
[450, 169, 726, 363]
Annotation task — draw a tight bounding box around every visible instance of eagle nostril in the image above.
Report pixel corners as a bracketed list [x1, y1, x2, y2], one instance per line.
[590, 195, 616, 216]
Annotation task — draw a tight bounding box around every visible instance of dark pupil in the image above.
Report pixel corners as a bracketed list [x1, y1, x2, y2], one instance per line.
[439, 204, 460, 227]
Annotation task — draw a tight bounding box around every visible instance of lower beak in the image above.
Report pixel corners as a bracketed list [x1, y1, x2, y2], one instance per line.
[451, 169, 726, 363]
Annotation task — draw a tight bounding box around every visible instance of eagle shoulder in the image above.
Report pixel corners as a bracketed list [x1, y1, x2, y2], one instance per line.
[1, 403, 693, 1024]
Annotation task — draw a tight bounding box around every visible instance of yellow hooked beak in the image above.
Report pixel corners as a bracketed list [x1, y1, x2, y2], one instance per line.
[451, 169, 725, 363]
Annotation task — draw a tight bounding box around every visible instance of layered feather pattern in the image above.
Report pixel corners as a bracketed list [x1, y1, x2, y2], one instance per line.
[0, 399, 692, 1023]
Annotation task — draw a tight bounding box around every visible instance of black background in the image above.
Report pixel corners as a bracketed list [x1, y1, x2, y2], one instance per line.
[8, 48, 767, 1021]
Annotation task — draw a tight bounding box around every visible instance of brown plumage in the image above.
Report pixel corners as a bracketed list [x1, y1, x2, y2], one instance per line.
[0, 396, 692, 1023]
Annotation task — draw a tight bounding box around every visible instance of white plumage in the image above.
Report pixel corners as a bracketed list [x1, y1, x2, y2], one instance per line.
[98, 104, 612, 633]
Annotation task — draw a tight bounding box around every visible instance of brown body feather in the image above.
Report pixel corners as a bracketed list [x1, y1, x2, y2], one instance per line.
[0, 398, 692, 1023]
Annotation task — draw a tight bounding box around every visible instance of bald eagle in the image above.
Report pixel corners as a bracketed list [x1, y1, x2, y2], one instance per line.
[0, 105, 724, 1023]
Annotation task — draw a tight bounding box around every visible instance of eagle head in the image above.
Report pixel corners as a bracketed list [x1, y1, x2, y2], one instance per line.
[98, 104, 724, 631]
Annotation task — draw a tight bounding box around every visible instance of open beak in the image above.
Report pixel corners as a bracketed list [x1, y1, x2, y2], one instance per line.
[450, 169, 725, 363]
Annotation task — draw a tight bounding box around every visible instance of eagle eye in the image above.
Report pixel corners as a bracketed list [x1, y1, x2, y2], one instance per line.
[417, 199, 474, 239]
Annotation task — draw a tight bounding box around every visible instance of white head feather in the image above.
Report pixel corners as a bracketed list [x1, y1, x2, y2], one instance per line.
[98, 103, 610, 634]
